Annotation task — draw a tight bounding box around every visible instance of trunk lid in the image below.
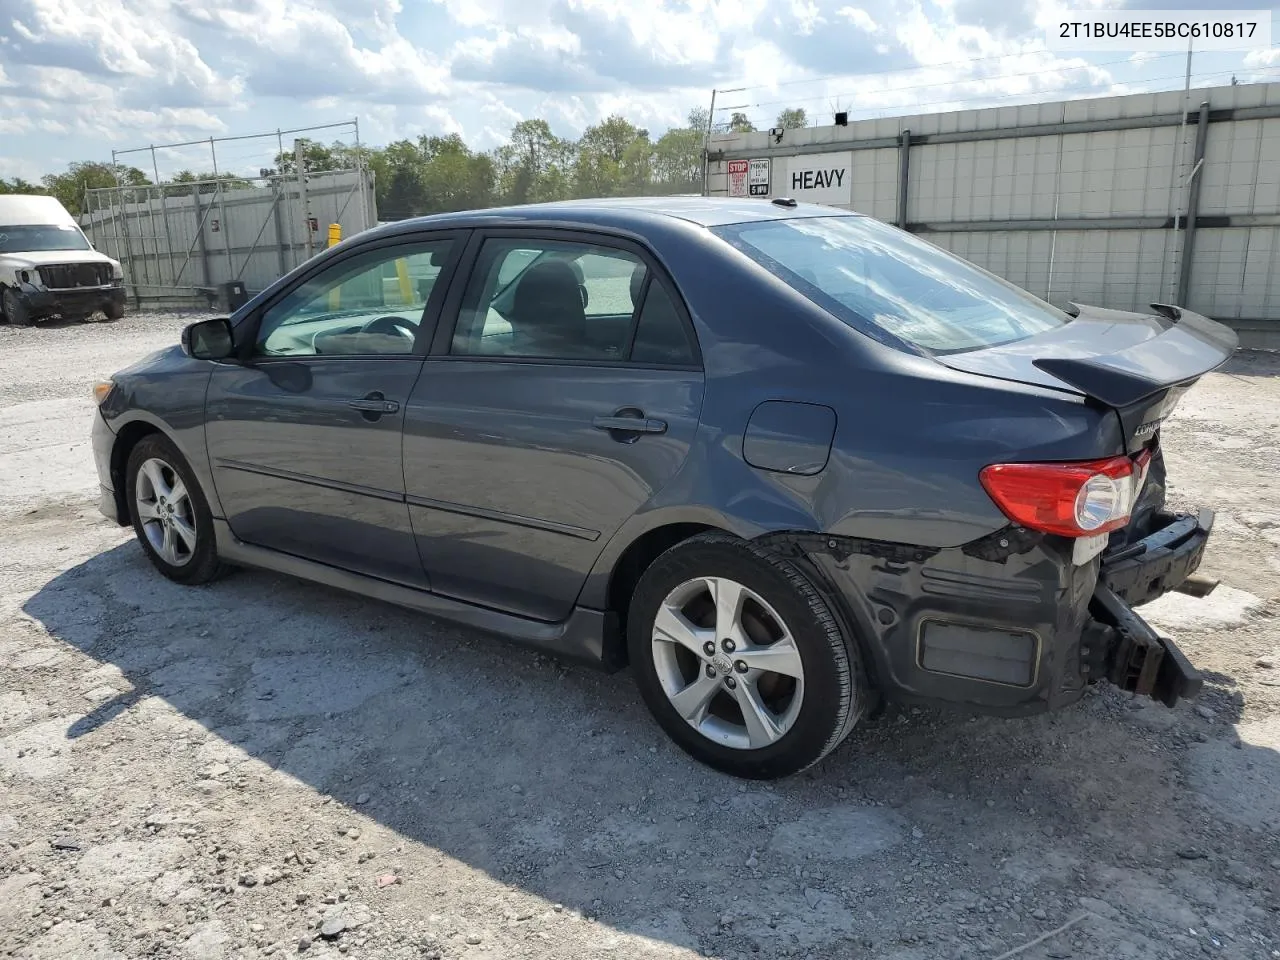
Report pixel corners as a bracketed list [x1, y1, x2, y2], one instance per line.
[937, 303, 1238, 452]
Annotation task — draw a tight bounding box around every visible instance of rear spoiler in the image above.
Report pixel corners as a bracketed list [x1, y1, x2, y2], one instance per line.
[1032, 304, 1239, 408]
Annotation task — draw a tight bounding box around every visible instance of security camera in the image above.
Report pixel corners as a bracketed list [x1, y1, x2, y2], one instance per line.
[770, 126, 785, 143]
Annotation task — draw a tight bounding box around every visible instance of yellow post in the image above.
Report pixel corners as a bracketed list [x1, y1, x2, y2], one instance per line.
[395, 258, 413, 305]
[327, 224, 343, 310]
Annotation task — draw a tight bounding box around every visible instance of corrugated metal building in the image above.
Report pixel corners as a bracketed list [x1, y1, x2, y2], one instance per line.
[707, 81, 1280, 347]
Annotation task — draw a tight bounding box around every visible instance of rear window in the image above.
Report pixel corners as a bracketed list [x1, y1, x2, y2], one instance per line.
[712, 215, 1069, 354]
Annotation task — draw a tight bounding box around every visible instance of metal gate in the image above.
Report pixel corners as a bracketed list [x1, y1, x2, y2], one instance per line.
[80, 168, 376, 310]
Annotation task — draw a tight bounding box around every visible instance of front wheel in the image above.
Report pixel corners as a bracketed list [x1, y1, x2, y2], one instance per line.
[103, 300, 125, 321]
[627, 532, 865, 779]
[125, 434, 226, 584]
[2, 289, 32, 327]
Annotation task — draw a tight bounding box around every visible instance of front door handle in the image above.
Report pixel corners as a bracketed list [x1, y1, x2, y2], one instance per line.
[347, 392, 399, 420]
[592, 414, 667, 435]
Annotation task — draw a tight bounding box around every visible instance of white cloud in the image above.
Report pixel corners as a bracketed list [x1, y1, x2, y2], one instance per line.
[837, 6, 879, 32]
[0, 0, 1271, 180]
[0, 153, 46, 180]
[1244, 46, 1280, 68]
[176, 0, 449, 104]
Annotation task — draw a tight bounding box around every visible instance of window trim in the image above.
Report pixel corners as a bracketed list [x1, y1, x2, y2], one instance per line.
[428, 227, 703, 371]
[233, 230, 470, 364]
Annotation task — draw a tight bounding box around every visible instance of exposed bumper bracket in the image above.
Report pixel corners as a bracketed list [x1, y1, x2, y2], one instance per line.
[1090, 584, 1203, 706]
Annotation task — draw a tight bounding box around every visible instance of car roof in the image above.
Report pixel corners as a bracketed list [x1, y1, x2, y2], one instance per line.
[373, 197, 859, 237]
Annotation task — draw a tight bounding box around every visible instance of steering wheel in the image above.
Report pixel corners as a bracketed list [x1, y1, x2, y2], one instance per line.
[362, 315, 418, 343]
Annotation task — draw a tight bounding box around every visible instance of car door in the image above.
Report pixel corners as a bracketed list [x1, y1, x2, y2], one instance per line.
[205, 233, 464, 587]
[403, 230, 705, 621]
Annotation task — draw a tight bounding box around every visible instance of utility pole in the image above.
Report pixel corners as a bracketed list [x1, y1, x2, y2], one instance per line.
[295, 139, 314, 260]
[1167, 37, 1195, 301]
[702, 89, 717, 197]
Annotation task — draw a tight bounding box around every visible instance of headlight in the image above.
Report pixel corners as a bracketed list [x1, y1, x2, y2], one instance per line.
[18, 270, 31, 284]
[110, 263, 124, 281]
[92, 380, 115, 405]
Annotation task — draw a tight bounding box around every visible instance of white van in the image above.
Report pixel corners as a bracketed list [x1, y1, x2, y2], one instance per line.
[0, 194, 125, 325]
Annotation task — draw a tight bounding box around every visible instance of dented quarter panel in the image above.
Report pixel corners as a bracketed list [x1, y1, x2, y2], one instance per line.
[761, 532, 1097, 713]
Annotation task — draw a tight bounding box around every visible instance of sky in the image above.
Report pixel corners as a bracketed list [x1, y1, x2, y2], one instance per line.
[0, 0, 1278, 182]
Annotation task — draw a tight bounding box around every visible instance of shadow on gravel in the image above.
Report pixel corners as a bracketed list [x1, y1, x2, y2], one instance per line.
[1222, 349, 1280, 379]
[1196, 668, 1247, 725]
[21, 540, 1280, 957]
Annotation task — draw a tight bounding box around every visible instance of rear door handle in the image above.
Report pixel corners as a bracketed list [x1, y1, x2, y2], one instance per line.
[347, 399, 399, 413]
[347, 392, 399, 418]
[592, 415, 667, 434]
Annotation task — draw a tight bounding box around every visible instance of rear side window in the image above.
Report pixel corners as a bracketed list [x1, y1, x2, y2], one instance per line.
[631, 278, 696, 365]
[450, 237, 697, 366]
[712, 216, 1069, 355]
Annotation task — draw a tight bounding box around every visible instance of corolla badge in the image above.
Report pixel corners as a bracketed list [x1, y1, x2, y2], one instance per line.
[1133, 420, 1161, 441]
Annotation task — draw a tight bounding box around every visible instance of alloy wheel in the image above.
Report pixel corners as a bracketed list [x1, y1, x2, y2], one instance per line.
[650, 576, 805, 750]
[134, 457, 197, 567]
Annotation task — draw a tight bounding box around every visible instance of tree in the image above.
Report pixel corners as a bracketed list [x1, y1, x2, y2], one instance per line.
[776, 107, 808, 129]
[0, 177, 44, 195]
[170, 171, 255, 194]
[493, 119, 575, 205]
[271, 139, 343, 175]
[728, 112, 756, 133]
[652, 108, 711, 194]
[370, 135, 496, 219]
[40, 162, 150, 215]
[417, 134, 495, 213]
[574, 115, 651, 198]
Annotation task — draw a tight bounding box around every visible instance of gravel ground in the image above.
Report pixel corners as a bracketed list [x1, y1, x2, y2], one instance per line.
[1, 312, 1278, 960]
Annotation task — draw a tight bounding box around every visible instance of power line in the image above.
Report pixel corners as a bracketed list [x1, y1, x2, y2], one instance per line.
[719, 49, 1193, 99]
[723, 7, 1280, 96]
[717, 41, 1280, 116]
[723, 64, 1280, 129]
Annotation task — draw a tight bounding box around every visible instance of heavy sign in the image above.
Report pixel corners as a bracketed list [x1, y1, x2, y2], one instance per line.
[784, 152, 853, 205]
[727, 159, 749, 198]
[748, 158, 770, 197]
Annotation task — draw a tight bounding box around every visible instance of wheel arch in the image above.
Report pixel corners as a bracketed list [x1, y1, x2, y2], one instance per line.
[107, 420, 165, 525]
[582, 507, 755, 666]
[605, 522, 721, 640]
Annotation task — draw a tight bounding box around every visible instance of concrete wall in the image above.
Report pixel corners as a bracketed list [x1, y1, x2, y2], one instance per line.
[80, 170, 377, 308]
[707, 82, 1280, 347]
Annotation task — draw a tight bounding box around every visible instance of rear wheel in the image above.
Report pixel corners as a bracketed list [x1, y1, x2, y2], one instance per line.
[627, 532, 864, 779]
[125, 434, 226, 585]
[2, 289, 32, 327]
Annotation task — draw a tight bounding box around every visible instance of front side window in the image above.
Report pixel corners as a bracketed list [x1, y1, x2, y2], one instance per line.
[713, 215, 1069, 354]
[451, 238, 695, 364]
[255, 241, 452, 358]
[0, 224, 92, 253]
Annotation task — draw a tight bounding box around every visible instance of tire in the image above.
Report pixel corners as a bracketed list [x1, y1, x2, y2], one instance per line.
[627, 532, 865, 779]
[125, 434, 226, 585]
[2, 289, 32, 327]
[103, 301, 125, 321]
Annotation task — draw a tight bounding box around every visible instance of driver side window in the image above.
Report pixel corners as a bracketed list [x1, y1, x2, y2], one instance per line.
[255, 240, 454, 358]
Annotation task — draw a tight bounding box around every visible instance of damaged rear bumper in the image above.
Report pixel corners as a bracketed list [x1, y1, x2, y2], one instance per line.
[1085, 509, 1214, 706]
[765, 509, 1213, 716]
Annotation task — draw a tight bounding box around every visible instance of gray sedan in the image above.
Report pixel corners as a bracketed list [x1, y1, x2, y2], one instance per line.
[92, 197, 1235, 778]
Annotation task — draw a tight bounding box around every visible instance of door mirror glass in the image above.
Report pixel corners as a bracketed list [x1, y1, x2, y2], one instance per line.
[182, 317, 235, 360]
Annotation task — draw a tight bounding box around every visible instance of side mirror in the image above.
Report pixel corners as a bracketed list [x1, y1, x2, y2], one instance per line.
[181, 317, 235, 360]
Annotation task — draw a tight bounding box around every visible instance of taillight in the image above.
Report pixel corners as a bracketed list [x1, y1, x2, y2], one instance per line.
[980, 452, 1150, 538]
